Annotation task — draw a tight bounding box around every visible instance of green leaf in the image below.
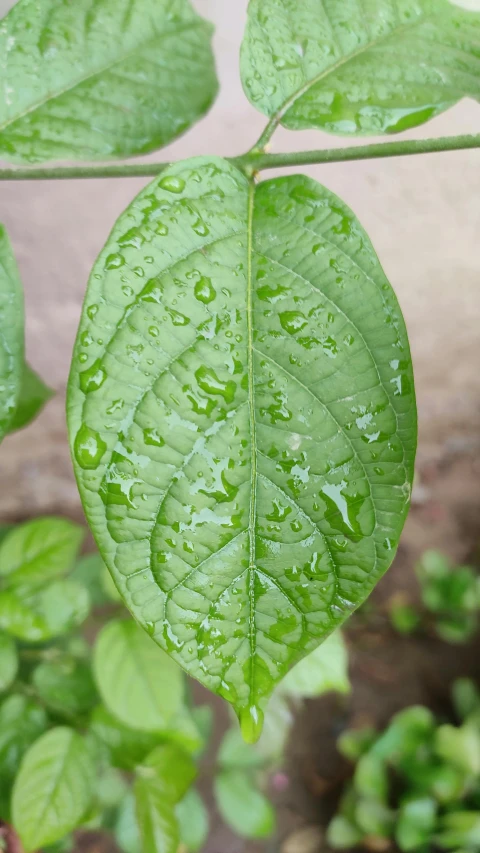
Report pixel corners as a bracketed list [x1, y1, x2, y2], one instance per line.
[0, 225, 23, 442]
[241, 0, 480, 136]
[0, 0, 217, 164]
[0, 694, 48, 807]
[435, 812, 480, 850]
[32, 657, 98, 719]
[452, 679, 480, 722]
[0, 516, 84, 586]
[93, 620, 184, 732]
[8, 363, 54, 433]
[279, 629, 349, 697]
[68, 156, 416, 738]
[327, 815, 363, 849]
[435, 722, 480, 776]
[219, 725, 265, 770]
[115, 794, 142, 853]
[176, 789, 209, 853]
[90, 704, 161, 771]
[0, 578, 90, 641]
[134, 745, 196, 853]
[12, 727, 95, 852]
[0, 632, 18, 692]
[354, 753, 389, 801]
[396, 797, 437, 853]
[214, 769, 275, 840]
[71, 552, 113, 607]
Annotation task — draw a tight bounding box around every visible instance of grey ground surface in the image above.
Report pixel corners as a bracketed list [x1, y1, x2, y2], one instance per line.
[0, 0, 479, 512]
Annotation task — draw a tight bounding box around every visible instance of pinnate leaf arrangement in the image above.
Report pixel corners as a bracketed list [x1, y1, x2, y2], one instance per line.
[2, 0, 480, 743]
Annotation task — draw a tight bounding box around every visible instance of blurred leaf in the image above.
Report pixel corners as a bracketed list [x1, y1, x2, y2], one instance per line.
[95, 766, 129, 811]
[279, 630, 350, 698]
[435, 811, 480, 850]
[176, 789, 209, 852]
[435, 723, 480, 776]
[134, 745, 196, 853]
[32, 656, 98, 718]
[218, 726, 265, 771]
[8, 363, 53, 432]
[0, 517, 84, 586]
[255, 695, 294, 765]
[12, 727, 95, 852]
[453, 679, 480, 722]
[0, 225, 24, 443]
[354, 753, 388, 801]
[115, 793, 141, 853]
[0, 577, 90, 641]
[327, 815, 363, 849]
[354, 797, 394, 837]
[372, 706, 435, 764]
[338, 727, 377, 762]
[90, 705, 161, 771]
[71, 552, 112, 607]
[94, 620, 184, 732]
[396, 797, 437, 852]
[0, 694, 48, 817]
[0, 632, 17, 691]
[214, 769, 275, 840]
[390, 602, 421, 634]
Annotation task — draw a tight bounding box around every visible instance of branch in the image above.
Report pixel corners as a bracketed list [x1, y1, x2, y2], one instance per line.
[0, 133, 478, 180]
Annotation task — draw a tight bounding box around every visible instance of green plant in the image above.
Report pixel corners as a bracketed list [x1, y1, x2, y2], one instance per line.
[0, 515, 349, 852]
[328, 679, 480, 853]
[389, 551, 480, 643]
[1, 0, 480, 742]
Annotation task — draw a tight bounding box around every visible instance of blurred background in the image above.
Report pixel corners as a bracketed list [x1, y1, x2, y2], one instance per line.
[1, 1, 480, 851]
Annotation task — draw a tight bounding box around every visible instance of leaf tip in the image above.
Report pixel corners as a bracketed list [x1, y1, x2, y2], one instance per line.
[238, 703, 264, 744]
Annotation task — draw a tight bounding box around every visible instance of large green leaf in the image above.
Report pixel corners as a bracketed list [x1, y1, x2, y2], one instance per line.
[12, 727, 95, 852]
[0, 0, 217, 164]
[68, 156, 416, 740]
[0, 517, 84, 586]
[93, 619, 184, 732]
[241, 0, 480, 136]
[0, 226, 23, 442]
[8, 363, 54, 433]
[134, 745, 196, 853]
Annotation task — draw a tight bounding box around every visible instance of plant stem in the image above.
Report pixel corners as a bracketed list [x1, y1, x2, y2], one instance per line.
[0, 133, 478, 180]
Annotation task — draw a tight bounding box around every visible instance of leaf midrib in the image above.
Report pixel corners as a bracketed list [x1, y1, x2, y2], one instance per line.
[0, 18, 203, 135]
[270, 11, 434, 126]
[246, 181, 257, 698]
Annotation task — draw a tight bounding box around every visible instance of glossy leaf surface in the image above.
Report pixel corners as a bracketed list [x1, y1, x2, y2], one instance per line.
[0, 0, 217, 164]
[134, 745, 196, 853]
[8, 363, 54, 433]
[12, 727, 95, 852]
[93, 619, 184, 732]
[0, 226, 23, 442]
[68, 156, 416, 738]
[241, 0, 480, 135]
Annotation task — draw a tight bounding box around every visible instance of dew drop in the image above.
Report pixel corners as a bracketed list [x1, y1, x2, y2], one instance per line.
[194, 276, 216, 304]
[74, 424, 107, 470]
[238, 704, 264, 744]
[159, 175, 185, 193]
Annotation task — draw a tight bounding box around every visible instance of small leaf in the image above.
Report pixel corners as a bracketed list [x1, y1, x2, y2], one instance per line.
[93, 620, 184, 732]
[396, 797, 437, 853]
[134, 745, 196, 853]
[279, 630, 349, 697]
[354, 753, 389, 802]
[0, 578, 90, 641]
[0, 225, 23, 442]
[8, 363, 54, 433]
[90, 705, 161, 771]
[32, 657, 98, 718]
[0, 0, 218, 164]
[327, 815, 363, 849]
[68, 156, 416, 735]
[0, 632, 18, 691]
[214, 769, 275, 840]
[12, 727, 95, 852]
[241, 0, 480, 136]
[0, 517, 84, 585]
[176, 789, 209, 853]
[115, 794, 142, 853]
[0, 694, 47, 802]
[71, 552, 113, 607]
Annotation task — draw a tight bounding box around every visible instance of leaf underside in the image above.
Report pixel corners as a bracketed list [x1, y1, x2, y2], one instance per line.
[68, 156, 416, 738]
[241, 0, 480, 135]
[0, 0, 218, 164]
[0, 226, 24, 443]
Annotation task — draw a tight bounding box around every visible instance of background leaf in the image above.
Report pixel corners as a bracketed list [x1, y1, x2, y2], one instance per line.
[0, 578, 90, 641]
[33, 657, 98, 719]
[176, 789, 209, 852]
[214, 769, 275, 840]
[0, 694, 47, 819]
[93, 620, 184, 732]
[12, 727, 95, 852]
[241, 0, 480, 135]
[134, 745, 196, 853]
[0, 632, 18, 692]
[68, 156, 416, 736]
[279, 630, 350, 697]
[8, 363, 54, 433]
[0, 225, 23, 442]
[0, 517, 84, 585]
[90, 705, 161, 771]
[0, 0, 218, 164]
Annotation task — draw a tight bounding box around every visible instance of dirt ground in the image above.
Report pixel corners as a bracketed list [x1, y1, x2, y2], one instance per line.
[1, 1, 480, 851]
